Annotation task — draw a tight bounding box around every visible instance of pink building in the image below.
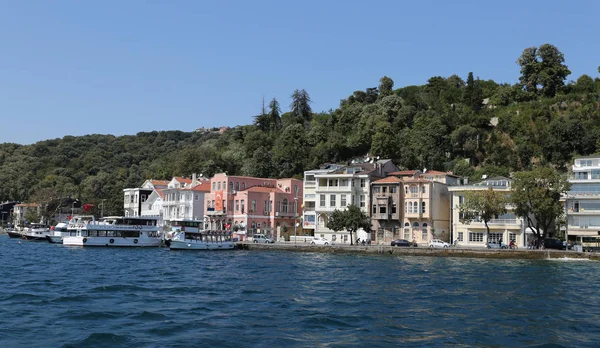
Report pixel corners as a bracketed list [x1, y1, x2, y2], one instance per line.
[205, 173, 303, 241]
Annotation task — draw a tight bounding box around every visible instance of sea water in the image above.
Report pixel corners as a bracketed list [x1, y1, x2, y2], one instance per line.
[1, 235, 599, 347]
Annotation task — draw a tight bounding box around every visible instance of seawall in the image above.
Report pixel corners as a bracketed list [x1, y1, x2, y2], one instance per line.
[235, 243, 600, 260]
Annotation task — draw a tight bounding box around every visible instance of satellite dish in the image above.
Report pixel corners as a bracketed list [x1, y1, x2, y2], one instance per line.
[482, 175, 488, 179]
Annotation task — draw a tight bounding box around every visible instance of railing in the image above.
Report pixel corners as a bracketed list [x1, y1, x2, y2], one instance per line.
[315, 186, 353, 192]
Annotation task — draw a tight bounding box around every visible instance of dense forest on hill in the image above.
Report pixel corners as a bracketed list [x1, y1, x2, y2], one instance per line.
[1, 44, 599, 216]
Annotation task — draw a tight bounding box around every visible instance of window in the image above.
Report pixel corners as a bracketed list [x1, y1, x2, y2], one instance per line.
[217, 182, 221, 190]
[242, 183, 246, 189]
[469, 232, 484, 242]
[229, 182, 233, 190]
[360, 179, 366, 188]
[372, 205, 377, 214]
[509, 233, 517, 242]
[421, 186, 426, 193]
[374, 187, 381, 193]
[330, 195, 336, 207]
[404, 229, 410, 240]
[235, 182, 240, 190]
[207, 200, 211, 208]
[410, 186, 418, 194]
[380, 205, 387, 214]
[283, 199, 289, 212]
[382, 186, 387, 193]
[458, 232, 464, 242]
[264, 200, 269, 213]
[405, 202, 408, 213]
[251, 200, 257, 212]
[235, 200, 239, 211]
[212, 182, 216, 190]
[421, 201, 426, 213]
[458, 195, 465, 205]
[405, 186, 408, 194]
[489, 233, 503, 243]
[241, 200, 245, 213]
[360, 195, 365, 208]
[391, 203, 397, 214]
[421, 229, 428, 240]
[341, 194, 347, 207]
[391, 186, 397, 193]
[320, 195, 326, 207]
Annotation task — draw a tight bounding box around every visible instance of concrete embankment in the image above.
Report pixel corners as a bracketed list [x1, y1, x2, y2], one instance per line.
[235, 243, 600, 261]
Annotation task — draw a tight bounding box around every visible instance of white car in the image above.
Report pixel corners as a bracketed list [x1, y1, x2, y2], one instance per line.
[429, 239, 450, 248]
[311, 237, 330, 245]
[252, 234, 274, 243]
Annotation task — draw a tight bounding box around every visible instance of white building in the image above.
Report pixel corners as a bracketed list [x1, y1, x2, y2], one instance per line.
[123, 179, 169, 217]
[161, 176, 210, 222]
[565, 156, 600, 250]
[302, 164, 345, 235]
[311, 159, 399, 244]
[448, 177, 531, 248]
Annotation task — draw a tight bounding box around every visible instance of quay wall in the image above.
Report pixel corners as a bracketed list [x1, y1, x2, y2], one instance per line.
[235, 243, 600, 261]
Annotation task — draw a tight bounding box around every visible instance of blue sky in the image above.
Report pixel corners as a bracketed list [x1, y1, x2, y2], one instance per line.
[1, 0, 599, 145]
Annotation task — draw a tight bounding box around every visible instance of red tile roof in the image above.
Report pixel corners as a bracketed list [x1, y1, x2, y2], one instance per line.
[373, 176, 403, 183]
[174, 177, 193, 184]
[155, 189, 165, 198]
[151, 180, 169, 186]
[191, 182, 211, 192]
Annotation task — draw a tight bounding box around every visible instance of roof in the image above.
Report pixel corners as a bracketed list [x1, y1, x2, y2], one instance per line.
[15, 203, 38, 207]
[155, 189, 165, 198]
[150, 180, 170, 186]
[173, 177, 193, 184]
[389, 170, 418, 176]
[402, 178, 432, 183]
[373, 176, 403, 184]
[191, 182, 211, 192]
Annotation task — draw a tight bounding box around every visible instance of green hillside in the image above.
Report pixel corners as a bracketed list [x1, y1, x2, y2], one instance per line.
[1, 44, 599, 217]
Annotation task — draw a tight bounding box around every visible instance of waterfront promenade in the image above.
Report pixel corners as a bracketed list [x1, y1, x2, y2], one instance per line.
[236, 241, 600, 260]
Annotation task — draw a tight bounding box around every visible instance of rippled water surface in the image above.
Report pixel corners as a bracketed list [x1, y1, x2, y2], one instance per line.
[1, 235, 600, 347]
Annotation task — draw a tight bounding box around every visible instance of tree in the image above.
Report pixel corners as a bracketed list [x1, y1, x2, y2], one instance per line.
[268, 98, 281, 132]
[290, 89, 312, 124]
[511, 167, 571, 243]
[326, 204, 371, 246]
[517, 44, 571, 97]
[459, 187, 507, 240]
[378, 76, 394, 98]
[463, 72, 483, 111]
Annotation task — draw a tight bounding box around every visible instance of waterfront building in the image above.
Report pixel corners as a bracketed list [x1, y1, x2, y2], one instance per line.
[311, 159, 398, 244]
[564, 156, 600, 250]
[372, 170, 456, 245]
[204, 173, 303, 241]
[161, 175, 210, 222]
[302, 164, 345, 236]
[448, 176, 530, 248]
[123, 179, 169, 217]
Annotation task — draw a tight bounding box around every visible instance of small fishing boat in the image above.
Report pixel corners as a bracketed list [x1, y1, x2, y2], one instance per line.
[45, 222, 69, 244]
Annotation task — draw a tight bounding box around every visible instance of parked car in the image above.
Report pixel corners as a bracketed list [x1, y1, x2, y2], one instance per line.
[391, 239, 414, 247]
[252, 234, 274, 243]
[428, 239, 450, 248]
[487, 241, 508, 249]
[311, 237, 330, 245]
[544, 238, 566, 250]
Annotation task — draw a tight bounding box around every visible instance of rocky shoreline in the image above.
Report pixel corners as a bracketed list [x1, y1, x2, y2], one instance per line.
[236, 242, 600, 260]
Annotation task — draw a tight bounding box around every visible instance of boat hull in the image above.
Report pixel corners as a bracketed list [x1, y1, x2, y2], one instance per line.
[46, 235, 63, 244]
[21, 234, 51, 241]
[6, 231, 22, 239]
[169, 240, 235, 250]
[62, 236, 162, 247]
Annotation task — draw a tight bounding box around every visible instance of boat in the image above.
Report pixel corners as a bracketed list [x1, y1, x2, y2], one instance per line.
[7, 223, 53, 241]
[168, 230, 235, 250]
[45, 222, 69, 244]
[6, 230, 23, 239]
[165, 218, 234, 250]
[62, 216, 162, 247]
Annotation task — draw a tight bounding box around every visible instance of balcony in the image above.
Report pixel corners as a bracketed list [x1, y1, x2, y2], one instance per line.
[373, 213, 394, 220]
[315, 186, 353, 192]
[466, 219, 521, 227]
[206, 207, 226, 216]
